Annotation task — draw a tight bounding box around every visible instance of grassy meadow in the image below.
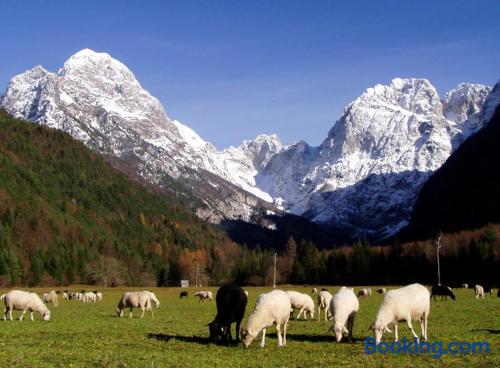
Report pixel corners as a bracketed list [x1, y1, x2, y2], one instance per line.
[0, 286, 498, 367]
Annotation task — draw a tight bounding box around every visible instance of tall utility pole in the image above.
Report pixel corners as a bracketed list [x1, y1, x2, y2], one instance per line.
[273, 252, 277, 288]
[436, 236, 442, 285]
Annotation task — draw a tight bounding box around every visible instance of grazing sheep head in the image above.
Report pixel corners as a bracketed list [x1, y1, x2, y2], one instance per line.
[332, 323, 348, 342]
[42, 310, 51, 321]
[116, 308, 123, 317]
[241, 328, 256, 348]
[308, 308, 315, 319]
[369, 323, 391, 345]
[208, 321, 225, 342]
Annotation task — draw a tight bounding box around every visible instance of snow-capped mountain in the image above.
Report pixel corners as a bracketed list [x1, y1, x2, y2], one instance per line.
[0, 49, 281, 222]
[1, 49, 496, 240]
[257, 78, 494, 238]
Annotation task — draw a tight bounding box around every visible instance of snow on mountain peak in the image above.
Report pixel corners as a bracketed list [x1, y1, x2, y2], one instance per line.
[442, 82, 491, 123]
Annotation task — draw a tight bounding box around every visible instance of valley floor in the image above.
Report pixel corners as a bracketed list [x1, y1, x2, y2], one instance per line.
[0, 286, 498, 367]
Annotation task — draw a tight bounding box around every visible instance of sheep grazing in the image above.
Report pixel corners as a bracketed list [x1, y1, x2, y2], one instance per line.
[194, 291, 213, 302]
[179, 291, 188, 299]
[208, 284, 248, 343]
[116, 291, 159, 318]
[286, 291, 315, 320]
[317, 290, 333, 321]
[96, 292, 103, 301]
[462, 283, 468, 289]
[357, 288, 369, 298]
[42, 291, 59, 307]
[329, 287, 359, 342]
[430, 285, 456, 301]
[63, 292, 69, 300]
[82, 292, 97, 303]
[241, 290, 291, 348]
[2, 290, 51, 321]
[475, 285, 485, 299]
[376, 288, 386, 294]
[311, 288, 318, 294]
[370, 283, 430, 345]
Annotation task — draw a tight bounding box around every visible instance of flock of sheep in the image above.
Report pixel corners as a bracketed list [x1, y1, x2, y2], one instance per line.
[202, 282, 496, 348]
[0, 282, 495, 348]
[234, 283, 430, 347]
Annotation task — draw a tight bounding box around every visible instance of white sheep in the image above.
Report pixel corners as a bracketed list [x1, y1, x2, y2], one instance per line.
[370, 283, 430, 345]
[376, 288, 386, 294]
[63, 292, 69, 300]
[462, 283, 468, 289]
[357, 288, 369, 298]
[96, 292, 103, 301]
[194, 291, 213, 302]
[329, 287, 359, 342]
[241, 290, 291, 348]
[42, 291, 59, 307]
[2, 290, 51, 321]
[317, 290, 333, 321]
[83, 292, 97, 303]
[286, 291, 315, 320]
[116, 291, 156, 318]
[475, 285, 485, 299]
[311, 288, 318, 294]
[367, 288, 372, 296]
[142, 291, 160, 309]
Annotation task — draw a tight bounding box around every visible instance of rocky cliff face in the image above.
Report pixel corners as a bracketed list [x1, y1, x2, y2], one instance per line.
[257, 78, 494, 238]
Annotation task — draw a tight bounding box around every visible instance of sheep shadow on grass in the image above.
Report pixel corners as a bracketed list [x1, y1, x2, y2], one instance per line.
[283, 333, 366, 344]
[470, 328, 500, 334]
[147, 333, 245, 347]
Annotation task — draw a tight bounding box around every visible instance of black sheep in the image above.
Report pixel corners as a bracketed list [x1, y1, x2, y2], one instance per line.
[179, 291, 188, 299]
[431, 285, 456, 301]
[208, 284, 247, 344]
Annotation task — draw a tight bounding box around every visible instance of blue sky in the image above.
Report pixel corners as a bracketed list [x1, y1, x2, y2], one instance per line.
[1, 1, 499, 148]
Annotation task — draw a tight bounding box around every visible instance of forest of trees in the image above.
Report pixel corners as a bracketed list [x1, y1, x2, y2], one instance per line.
[0, 109, 498, 288]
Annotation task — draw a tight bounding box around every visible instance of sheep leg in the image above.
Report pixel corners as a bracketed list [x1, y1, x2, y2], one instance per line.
[421, 314, 428, 341]
[30, 311, 34, 321]
[419, 317, 425, 341]
[19, 309, 26, 321]
[348, 314, 355, 342]
[3, 308, 7, 321]
[296, 307, 304, 320]
[276, 323, 283, 347]
[260, 328, 266, 348]
[393, 324, 398, 342]
[283, 320, 288, 346]
[129, 308, 133, 318]
[318, 305, 321, 321]
[235, 320, 241, 341]
[406, 320, 419, 341]
[140, 306, 145, 319]
[324, 307, 328, 322]
[8, 308, 13, 321]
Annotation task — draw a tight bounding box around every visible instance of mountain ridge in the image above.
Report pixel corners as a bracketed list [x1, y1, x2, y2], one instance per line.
[1, 49, 496, 240]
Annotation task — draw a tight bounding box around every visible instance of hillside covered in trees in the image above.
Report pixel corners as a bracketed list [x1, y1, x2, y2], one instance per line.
[0, 109, 251, 286]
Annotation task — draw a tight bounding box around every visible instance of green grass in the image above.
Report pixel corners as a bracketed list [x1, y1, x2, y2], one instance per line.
[0, 286, 498, 367]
